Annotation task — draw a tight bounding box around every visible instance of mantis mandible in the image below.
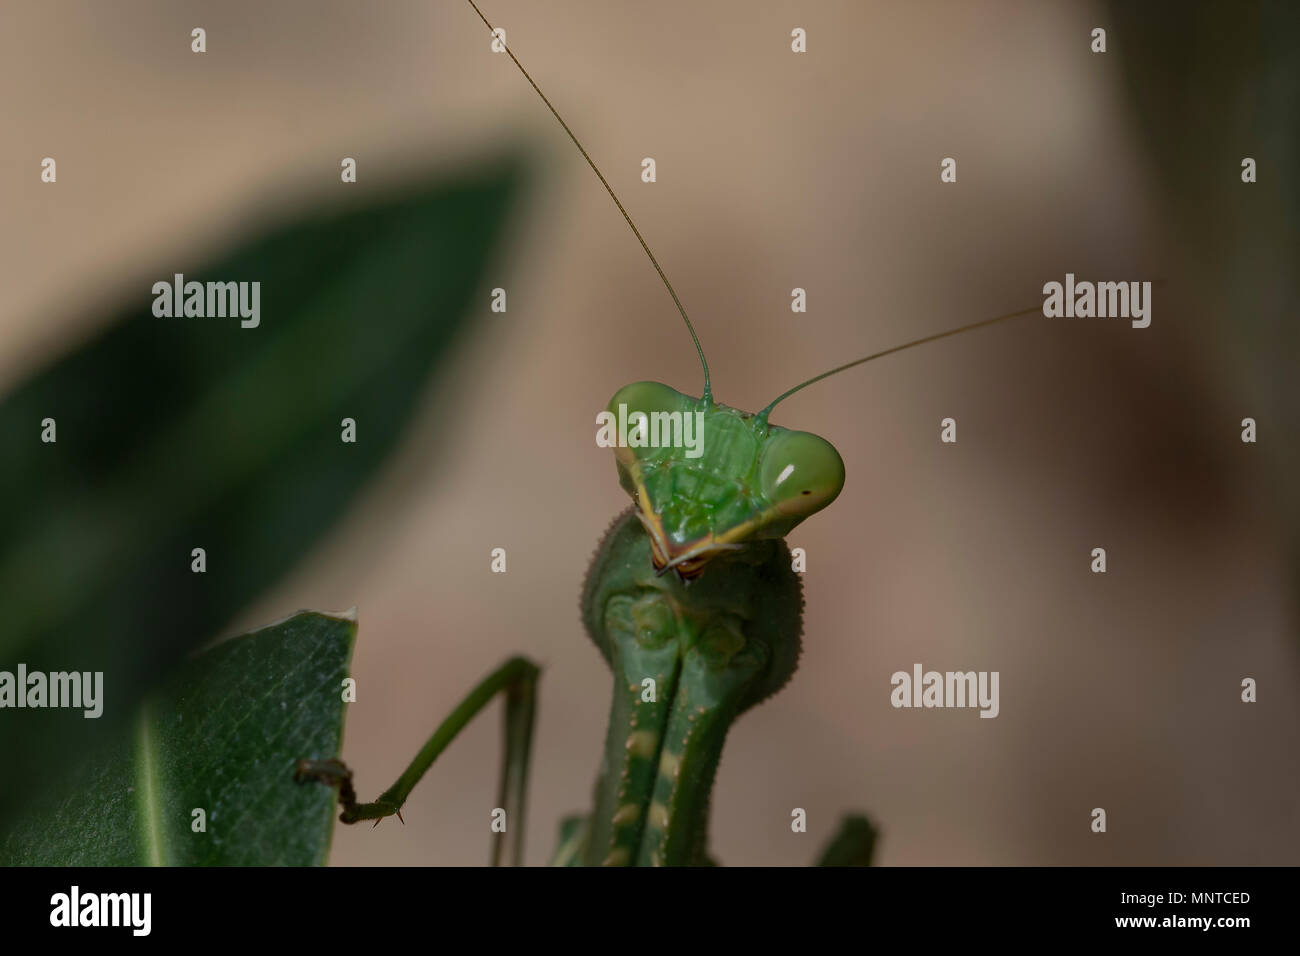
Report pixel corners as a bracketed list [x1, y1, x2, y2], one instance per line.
[297, 0, 1041, 866]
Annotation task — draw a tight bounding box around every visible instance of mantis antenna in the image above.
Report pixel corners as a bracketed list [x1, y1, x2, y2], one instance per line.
[464, 0, 1103, 426]
[759, 275, 1165, 420]
[756, 304, 1043, 422]
[463, 0, 713, 404]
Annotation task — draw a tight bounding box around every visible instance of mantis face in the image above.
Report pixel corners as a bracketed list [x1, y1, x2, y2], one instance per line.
[605, 381, 845, 578]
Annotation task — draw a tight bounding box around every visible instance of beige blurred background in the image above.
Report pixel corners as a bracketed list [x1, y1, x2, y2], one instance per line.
[3, 0, 1296, 865]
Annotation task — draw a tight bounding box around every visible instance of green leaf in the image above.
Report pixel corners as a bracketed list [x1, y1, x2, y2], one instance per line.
[2, 610, 355, 865]
[0, 155, 526, 829]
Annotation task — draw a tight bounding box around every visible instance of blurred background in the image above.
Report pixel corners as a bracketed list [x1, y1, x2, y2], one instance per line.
[2, 0, 1296, 865]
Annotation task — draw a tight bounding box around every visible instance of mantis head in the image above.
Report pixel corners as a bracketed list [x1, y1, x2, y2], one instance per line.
[604, 381, 845, 579]
[466, 0, 1043, 579]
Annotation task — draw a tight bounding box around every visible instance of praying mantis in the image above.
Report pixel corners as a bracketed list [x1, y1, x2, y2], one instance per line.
[296, 0, 1042, 866]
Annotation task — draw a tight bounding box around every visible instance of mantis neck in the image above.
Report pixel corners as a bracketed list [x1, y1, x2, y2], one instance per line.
[580, 509, 803, 866]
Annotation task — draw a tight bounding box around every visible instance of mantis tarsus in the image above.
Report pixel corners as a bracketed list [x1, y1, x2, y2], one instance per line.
[297, 0, 1041, 866]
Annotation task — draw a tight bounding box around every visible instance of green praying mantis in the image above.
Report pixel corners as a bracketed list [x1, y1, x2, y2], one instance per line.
[296, 0, 1043, 866]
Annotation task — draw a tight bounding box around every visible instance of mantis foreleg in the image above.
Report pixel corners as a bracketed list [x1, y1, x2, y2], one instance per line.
[297, 655, 539, 866]
[549, 814, 589, 866]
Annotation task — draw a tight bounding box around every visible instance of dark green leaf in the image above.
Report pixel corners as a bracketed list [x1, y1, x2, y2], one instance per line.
[1, 610, 356, 865]
[0, 155, 526, 829]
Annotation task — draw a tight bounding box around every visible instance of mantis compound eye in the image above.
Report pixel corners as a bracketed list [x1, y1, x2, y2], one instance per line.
[758, 429, 845, 519]
[604, 381, 699, 463]
[607, 381, 692, 416]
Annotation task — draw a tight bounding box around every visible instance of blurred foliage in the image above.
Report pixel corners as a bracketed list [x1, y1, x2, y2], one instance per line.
[1107, 0, 1300, 609]
[0, 155, 526, 832]
[2, 611, 354, 865]
[816, 814, 879, 867]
